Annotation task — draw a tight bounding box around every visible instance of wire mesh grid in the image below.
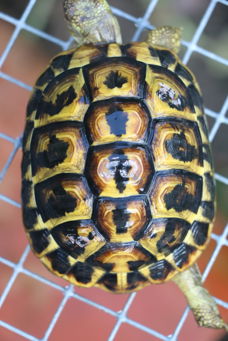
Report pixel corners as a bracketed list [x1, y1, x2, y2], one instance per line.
[0, 0, 227, 340]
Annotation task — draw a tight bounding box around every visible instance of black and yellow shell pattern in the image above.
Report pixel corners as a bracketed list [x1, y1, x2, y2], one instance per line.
[22, 42, 215, 293]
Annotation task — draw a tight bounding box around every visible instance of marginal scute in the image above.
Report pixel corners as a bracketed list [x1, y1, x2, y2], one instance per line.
[175, 63, 193, 82]
[46, 248, 71, 274]
[191, 221, 209, 246]
[201, 201, 215, 220]
[107, 43, 122, 57]
[23, 207, 38, 230]
[21, 151, 31, 177]
[127, 272, 147, 290]
[22, 42, 214, 293]
[51, 52, 73, 71]
[98, 273, 117, 291]
[149, 47, 159, 58]
[70, 261, 94, 284]
[205, 172, 215, 201]
[26, 90, 43, 117]
[202, 144, 213, 167]
[157, 49, 176, 68]
[128, 260, 145, 271]
[21, 179, 33, 206]
[187, 84, 203, 111]
[173, 243, 196, 268]
[197, 115, 209, 138]
[149, 259, 174, 281]
[22, 121, 34, 149]
[29, 229, 50, 254]
[36, 67, 55, 87]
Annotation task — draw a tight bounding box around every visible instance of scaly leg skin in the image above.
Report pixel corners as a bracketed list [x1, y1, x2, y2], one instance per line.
[147, 26, 182, 54]
[63, 0, 122, 45]
[172, 264, 228, 330]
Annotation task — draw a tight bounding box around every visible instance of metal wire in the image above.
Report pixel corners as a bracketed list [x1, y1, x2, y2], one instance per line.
[0, 0, 227, 340]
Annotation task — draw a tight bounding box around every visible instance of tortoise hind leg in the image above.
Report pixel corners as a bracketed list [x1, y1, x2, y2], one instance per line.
[146, 26, 182, 54]
[63, 0, 122, 45]
[172, 264, 228, 330]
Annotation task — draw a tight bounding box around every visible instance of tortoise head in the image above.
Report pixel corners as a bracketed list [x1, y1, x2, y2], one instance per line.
[63, 0, 122, 45]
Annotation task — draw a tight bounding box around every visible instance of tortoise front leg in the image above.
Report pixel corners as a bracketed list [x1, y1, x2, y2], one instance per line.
[63, 0, 122, 45]
[146, 26, 182, 54]
[172, 264, 228, 330]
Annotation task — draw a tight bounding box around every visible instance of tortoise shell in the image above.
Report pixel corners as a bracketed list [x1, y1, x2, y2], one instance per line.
[22, 42, 215, 293]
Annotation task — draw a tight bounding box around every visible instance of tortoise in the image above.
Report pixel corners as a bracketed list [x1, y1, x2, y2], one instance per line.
[21, 0, 227, 330]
